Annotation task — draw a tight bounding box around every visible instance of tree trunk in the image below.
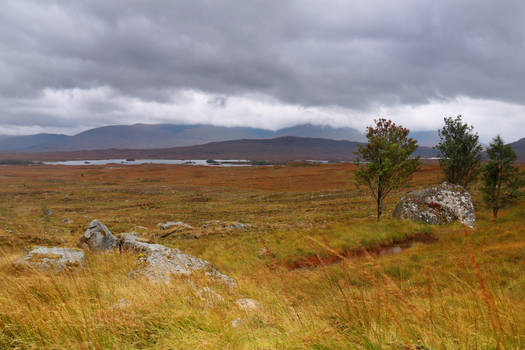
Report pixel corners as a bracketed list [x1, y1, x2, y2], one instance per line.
[376, 196, 382, 221]
[493, 160, 503, 219]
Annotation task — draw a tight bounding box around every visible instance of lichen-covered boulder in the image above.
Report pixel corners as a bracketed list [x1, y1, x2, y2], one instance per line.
[80, 219, 119, 251]
[393, 182, 475, 228]
[121, 233, 236, 287]
[13, 246, 85, 272]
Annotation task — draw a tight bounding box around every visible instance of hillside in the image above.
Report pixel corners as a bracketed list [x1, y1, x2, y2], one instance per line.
[275, 124, 365, 142]
[0, 136, 437, 162]
[0, 123, 364, 152]
[0, 133, 68, 151]
[409, 130, 439, 147]
[509, 137, 525, 160]
[3, 123, 494, 153]
[37, 124, 276, 152]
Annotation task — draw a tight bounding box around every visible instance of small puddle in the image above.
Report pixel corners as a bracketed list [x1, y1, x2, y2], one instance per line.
[287, 234, 438, 270]
[379, 245, 403, 255]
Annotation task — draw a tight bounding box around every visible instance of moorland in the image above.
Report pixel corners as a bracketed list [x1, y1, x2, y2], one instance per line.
[0, 162, 523, 349]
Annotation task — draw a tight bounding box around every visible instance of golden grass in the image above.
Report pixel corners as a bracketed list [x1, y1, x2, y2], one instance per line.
[0, 163, 523, 349]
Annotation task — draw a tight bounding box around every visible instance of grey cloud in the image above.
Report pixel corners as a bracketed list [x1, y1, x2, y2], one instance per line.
[208, 96, 228, 108]
[0, 0, 524, 132]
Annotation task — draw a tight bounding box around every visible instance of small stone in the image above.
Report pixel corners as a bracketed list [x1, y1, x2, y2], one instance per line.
[235, 298, 260, 311]
[231, 318, 244, 328]
[157, 221, 193, 230]
[202, 221, 252, 232]
[62, 218, 73, 224]
[230, 222, 251, 230]
[117, 298, 131, 308]
[257, 247, 275, 258]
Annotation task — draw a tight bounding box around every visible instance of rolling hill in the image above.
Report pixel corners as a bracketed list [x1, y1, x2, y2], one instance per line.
[509, 137, 525, 160]
[0, 136, 438, 162]
[0, 124, 365, 152]
[0, 133, 68, 151]
[409, 130, 439, 147]
[1, 123, 521, 161]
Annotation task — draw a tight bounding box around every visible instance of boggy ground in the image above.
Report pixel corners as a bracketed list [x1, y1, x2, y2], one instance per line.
[0, 163, 523, 349]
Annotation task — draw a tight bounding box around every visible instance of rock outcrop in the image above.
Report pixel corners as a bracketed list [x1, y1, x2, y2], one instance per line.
[121, 233, 236, 286]
[203, 221, 252, 230]
[80, 219, 119, 251]
[157, 221, 193, 230]
[393, 182, 476, 228]
[13, 246, 85, 272]
[15, 220, 236, 286]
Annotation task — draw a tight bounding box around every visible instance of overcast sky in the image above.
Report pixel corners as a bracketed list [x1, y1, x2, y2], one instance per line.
[1, 1, 524, 142]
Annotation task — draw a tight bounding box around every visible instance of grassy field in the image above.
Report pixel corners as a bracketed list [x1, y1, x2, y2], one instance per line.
[0, 163, 523, 349]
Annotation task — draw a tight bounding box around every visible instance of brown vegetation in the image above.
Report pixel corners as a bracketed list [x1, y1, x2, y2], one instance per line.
[0, 162, 523, 349]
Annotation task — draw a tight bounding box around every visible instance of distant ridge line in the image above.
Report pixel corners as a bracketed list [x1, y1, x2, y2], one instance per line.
[0, 136, 438, 162]
[0, 123, 365, 152]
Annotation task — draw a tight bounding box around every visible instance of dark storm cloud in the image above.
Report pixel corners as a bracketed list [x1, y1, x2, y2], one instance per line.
[1, 0, 525, 134]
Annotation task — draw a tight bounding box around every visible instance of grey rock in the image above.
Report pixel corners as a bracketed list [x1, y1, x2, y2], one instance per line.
[235, 298, 260, 311]
[121, 234, 236, 287]
[62, 218, 73, 224]
[13, 246, 85, 272]
[157, 221, 193, 230]
[231, 318, 244, 328]
[230, 222, 251, 230]
[80, 219, 119, 251]
[202, 220, 252, 230]
[393, 182, 476, 228]
[117, 298, 131, 308]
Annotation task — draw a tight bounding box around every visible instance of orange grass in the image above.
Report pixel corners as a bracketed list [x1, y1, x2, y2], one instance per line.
[0, 163, 523, 349]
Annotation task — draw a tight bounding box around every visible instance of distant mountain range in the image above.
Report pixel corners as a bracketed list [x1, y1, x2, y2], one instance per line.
[0, 123, 366, 152]
[0, 136, 438, 162]
[0, 123, 521, 160]
[509, 137, 525, 160]
[408, 130, 440, 147]
[0, 133, 69, 151]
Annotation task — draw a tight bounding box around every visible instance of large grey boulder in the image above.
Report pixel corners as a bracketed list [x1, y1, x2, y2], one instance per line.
[80, 219, 119, 251]
[77, 220, 235, 286]
[121, 233, 236, 287]
[393, 182, 476, 228]
[13, 246, 85, 272]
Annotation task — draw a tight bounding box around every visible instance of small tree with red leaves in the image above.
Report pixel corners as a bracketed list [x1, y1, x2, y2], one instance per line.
[354, 118, 420, 221]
